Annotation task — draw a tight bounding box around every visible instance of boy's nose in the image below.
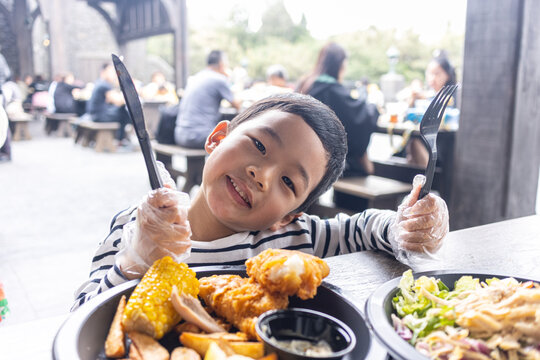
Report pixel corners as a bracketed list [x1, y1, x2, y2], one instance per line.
[247, 165, 271, 191]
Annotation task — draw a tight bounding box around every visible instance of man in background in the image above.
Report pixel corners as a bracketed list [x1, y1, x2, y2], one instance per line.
[85, 63, 130, 143]
[174, 50, 241, 149]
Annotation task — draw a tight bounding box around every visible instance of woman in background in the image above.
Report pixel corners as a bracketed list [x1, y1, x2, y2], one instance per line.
[297, 42, 379, 211]
[297, 42, 378, 178]
[404, 50, 458, 166]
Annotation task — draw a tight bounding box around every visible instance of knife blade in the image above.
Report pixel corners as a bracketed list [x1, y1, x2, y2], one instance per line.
[111, 54, 163, 189]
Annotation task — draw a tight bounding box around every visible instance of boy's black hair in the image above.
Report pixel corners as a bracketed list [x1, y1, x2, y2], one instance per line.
[228, 93, 347, 213]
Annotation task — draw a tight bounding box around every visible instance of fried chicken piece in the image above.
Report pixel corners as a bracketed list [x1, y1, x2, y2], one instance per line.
[246, 249, 330, 300]
[198, 275, 288, 340]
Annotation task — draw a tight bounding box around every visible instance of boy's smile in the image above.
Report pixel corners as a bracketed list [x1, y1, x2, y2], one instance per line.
[189, 110, 328, 240]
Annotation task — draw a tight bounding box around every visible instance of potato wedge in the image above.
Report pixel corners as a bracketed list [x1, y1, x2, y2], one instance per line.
[128, 331, 169, 360]
[228, 342, 264, 359]
[257, 354, 278, 360]
[180, 332, 264, 358]
[171, 346, 201, 360]
[105, 295, 126, 358]
[128, 341, 143, 360]
[203, 341, 228, 360]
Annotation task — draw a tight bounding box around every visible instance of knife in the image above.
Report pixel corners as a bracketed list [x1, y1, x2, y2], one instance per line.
[112, 54, 163, 189]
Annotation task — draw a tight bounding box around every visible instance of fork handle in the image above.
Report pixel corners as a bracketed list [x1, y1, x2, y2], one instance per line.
[419, 157, 436, 199]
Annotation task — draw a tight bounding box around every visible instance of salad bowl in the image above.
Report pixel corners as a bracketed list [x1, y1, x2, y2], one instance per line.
[364, 270, 539, 360]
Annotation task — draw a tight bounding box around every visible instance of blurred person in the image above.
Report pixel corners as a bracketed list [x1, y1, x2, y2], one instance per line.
[297, 42, 379, 178]
[25, 74, 49, 109]
[240, 64, 293, 106]
[174, 50, 241, 149]
[0, 51, 11, 162]
[54, 73, 82, 114]
[399, 51, 458, 166]
[85, 63, 131, 143]
[141, 71, 178, 104]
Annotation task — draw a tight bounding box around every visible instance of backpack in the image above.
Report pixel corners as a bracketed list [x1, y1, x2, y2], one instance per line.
[155, 104, 179, 144]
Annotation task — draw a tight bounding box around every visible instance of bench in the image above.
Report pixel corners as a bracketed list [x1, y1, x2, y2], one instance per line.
[44, 113, 77, 137]
[8, 113, 33, 141]
[74, 120, 119, 152]
[308, 175, 413, 218]
[152, 141, 207, 193]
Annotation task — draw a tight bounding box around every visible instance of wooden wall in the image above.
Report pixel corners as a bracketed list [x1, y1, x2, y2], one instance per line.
[451, 0, 540, 229]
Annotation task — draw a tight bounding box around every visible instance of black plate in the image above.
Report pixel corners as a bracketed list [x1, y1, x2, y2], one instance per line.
[364, 270, 539, 360]
[54, 266, 377, 360]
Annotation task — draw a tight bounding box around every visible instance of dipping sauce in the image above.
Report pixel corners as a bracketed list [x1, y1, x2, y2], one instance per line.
[269, 337, 333, 357]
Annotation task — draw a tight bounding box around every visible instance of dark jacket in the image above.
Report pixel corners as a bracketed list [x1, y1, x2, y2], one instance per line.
[308, 79, 379, 175]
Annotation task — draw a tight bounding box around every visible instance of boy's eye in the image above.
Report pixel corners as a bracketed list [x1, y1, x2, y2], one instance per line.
[282, 176, 295, 193]
[252, 138, 266, 154]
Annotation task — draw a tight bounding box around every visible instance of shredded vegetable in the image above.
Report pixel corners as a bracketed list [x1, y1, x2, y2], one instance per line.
[392, 270, 540, 360]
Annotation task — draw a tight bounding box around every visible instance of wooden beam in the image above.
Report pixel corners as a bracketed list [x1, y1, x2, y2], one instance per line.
[450, 0, 540, 229]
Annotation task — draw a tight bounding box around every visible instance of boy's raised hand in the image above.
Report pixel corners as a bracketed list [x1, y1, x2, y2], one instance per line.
[116, 162, 192, 279]
[390, 174, 449, 257]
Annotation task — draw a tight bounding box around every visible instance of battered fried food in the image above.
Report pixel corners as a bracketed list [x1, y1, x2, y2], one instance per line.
[245, 249, 330, 299]
[198, 275, 288, 339]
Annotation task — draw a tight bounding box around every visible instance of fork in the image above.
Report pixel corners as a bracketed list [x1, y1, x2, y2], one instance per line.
[418, 84, 459, 199]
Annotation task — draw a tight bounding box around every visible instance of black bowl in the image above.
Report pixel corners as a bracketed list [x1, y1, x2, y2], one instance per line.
[256, 308, 356, 360]
[364, 270, 539, 360]
[54, 266, 380, 360]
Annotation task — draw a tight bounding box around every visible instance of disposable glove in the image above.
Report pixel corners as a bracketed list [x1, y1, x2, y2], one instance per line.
[116, 162, 191, 279]
[389, 174, 449, 263]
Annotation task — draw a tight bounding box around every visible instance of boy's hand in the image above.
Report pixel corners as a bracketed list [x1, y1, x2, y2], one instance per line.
[116, 163, 192, 279]
[391, 174, 449, 254]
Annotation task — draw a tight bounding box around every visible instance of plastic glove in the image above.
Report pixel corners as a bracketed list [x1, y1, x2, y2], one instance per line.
[389, 174, 449, 264]
[116, 162, 192, 279]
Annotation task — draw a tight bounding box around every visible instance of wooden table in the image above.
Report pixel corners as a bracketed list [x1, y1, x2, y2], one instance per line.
[373, 121, 457, 206]
[323, 214, 540, 312]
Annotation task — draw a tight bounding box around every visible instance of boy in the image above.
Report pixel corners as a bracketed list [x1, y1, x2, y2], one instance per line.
[73, 93, 448, 310]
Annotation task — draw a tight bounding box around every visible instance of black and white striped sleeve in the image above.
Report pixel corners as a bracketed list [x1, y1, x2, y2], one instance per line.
[71, 206, 137, 311]
[308, 209, 396, 258]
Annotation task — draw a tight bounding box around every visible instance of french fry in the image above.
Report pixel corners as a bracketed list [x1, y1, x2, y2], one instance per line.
[180, 332, 264, 358]
[256, 354, 278, 360]
[171, 346, 202, 360]
[105, 295, 126, 358]
[203, 341, 229, 360]
[228, 342, 264, 359]
[128, 331, 169, 360]
[128, 341, 143, 360]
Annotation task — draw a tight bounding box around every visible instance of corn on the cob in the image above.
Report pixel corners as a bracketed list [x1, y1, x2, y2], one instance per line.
[122, 256, 199, 339]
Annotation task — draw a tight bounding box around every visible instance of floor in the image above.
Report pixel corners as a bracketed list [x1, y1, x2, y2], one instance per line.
[0, 120, 149, 358]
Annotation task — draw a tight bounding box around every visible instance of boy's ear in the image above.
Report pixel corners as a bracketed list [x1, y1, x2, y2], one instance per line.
[268, 212, 303, 232]
[205, 121, 230, 153]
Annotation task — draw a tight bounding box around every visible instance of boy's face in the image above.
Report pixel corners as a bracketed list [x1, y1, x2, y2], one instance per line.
[201, 110, 327, 232]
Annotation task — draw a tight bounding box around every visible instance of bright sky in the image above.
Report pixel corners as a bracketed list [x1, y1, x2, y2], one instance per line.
[186, 0, 468, 43]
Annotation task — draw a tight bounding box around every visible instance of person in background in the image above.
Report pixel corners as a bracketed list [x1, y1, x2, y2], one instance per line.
[399, 50, 458, 167]
[54, 73, 82, 114]
[297, 42, 379, 178]
[239, 64, 293, 107]
[174, 50, 241, 149]
[85, 63, 131, 143]
[141, 71, 178, 105]
[0, 50, 12, 162]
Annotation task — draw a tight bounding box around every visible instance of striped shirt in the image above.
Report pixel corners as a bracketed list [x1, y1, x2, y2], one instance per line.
[72, 206, 396, 310]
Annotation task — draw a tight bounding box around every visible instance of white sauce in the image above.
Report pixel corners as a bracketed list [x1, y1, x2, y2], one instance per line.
[270, 337, 334, 356]
[268, 254, 305, 282]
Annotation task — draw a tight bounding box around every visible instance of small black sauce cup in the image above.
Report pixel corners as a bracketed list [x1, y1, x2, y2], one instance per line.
[255, 308, 356, 360]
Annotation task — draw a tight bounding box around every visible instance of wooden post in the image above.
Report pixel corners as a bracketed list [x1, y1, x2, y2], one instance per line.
[13, 0, 33, 78]
[450, 0, 540, 229]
